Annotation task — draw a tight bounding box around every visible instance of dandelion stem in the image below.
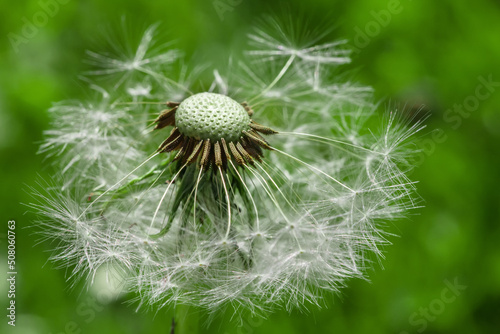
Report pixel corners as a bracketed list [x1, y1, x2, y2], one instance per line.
[173, 304, 199, 334]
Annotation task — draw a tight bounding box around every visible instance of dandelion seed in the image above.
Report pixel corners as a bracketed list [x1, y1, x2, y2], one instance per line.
[247, 16, 351, 65]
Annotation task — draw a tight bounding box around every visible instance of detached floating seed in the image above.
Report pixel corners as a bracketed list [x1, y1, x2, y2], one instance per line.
[154, 92, 277, 170]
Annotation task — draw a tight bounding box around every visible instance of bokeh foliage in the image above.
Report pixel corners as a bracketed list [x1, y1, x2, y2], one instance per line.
[1, 0, 499, 333]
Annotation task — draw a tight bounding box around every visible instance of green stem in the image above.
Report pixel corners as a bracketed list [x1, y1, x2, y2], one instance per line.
[174, 304, 199, 334]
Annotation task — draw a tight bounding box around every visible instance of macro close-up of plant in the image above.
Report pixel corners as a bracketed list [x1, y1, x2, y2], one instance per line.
[30, 18, 424, 330]
[2, 1, 500, 333]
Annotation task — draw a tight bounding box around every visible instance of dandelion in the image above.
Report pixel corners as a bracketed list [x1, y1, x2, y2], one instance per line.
[31, 17, 423, 328]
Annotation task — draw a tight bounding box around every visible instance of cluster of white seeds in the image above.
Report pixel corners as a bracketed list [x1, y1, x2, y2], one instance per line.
[32, 20, 422, 317]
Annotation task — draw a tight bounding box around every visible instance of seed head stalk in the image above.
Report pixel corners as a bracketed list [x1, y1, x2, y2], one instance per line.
[174, 304, 199, 334]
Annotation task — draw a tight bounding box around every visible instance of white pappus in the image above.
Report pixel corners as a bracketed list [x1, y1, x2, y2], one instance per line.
[31, 18, 424, 317]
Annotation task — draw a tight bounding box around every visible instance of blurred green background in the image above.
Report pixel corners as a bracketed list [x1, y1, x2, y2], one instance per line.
[1, 0, 499, 333]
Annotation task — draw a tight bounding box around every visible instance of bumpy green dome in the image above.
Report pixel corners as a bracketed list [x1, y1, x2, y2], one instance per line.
[175, 93, 250, 142]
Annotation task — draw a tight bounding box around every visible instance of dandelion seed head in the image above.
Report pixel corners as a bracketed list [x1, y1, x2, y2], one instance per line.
[31, 20, 423, 318]
[175, 93, 250, 142]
